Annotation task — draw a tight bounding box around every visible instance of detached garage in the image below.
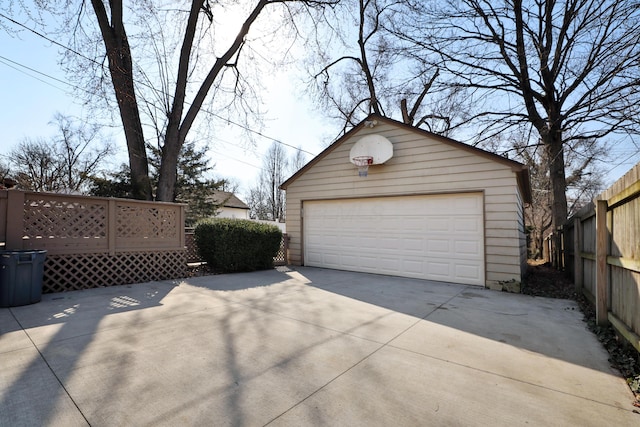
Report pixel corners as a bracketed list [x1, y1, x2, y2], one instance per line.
[281, 114, 532, 290]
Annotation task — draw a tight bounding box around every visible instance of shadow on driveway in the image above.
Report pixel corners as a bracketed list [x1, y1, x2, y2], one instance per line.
[0, 266, 636, 426]
[0, 282, 175, 426]
[293, 266, 616, 374]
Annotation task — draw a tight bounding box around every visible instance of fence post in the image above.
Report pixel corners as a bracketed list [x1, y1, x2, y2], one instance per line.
[284, 233, 290, 264]
[108, 199, 116, 256]
[560, 227, 565, 270]
[6, 190, 25, 250]
[179, 205, 185, 249]
[573, 217, 582, 291]
[543, 235, 550, 263]
[552, 228, 563, 269]
[595, 199, 609, 326]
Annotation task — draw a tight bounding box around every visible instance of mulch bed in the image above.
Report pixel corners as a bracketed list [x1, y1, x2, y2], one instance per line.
[186, 262, 216, 277]
[523, 261, 640, 406]
[522, 261, 578, 300]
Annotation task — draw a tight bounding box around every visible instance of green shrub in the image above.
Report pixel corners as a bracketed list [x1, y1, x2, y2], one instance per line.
[194, 218, 283, 273]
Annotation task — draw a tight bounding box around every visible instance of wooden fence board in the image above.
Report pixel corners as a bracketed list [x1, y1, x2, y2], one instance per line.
[0, 190, 187, 293]
[0, 191, 7, 245]
[583, 258, 596, 300]
[550, 162, 640, 351]
[596, 200, 608, 325]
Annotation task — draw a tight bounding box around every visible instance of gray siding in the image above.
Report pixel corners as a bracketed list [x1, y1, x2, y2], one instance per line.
[285, 122, 525, 286]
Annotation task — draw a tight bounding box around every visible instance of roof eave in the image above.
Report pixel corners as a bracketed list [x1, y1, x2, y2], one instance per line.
[280, 114, 532, 201]
[280, 117, 374, 190]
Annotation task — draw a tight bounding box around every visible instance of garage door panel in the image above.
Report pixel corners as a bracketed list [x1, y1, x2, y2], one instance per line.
[323, 253, 340, 267]
[341, 236, 360, 249]
[379, 257, 401, 272]
[403, 238, 424, 252]
[359, 236, 376, 247]
[306, 251, 324, 265]
[455, 196, 481, 210]
[341, 254, 359, 268]
[454, 217, 481, 232]
[358, 256, 379, 269]
[378, 237, 401, 250]
[402, 259, 425, 275]
[427, 218, 451, 233]
[317, 235, 334, 246]
[427, 239, 451, 253]
[403, 217, 426, 232]
[428, 260, 451, 274]
[378, 220, 402, 233]
[304, 194, 484, 286]
[455, 240, 482, 256]
[456, 264, 481, 279]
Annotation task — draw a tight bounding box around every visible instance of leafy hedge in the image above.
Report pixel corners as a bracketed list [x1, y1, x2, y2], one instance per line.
[194, 218, 283, 273]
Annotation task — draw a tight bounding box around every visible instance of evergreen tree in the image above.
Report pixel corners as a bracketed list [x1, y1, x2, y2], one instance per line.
[89, 141, 227, 226]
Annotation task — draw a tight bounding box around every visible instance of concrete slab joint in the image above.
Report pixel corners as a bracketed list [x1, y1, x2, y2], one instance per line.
[0, 267, 636, 426]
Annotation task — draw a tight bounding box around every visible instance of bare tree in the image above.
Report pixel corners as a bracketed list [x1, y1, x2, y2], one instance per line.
[247, 142, 292, 220]
[217, 178, 240, 193]
[11, 0, 336, 201]
[308, 0, 457, 135]
[515, 130, 605, 259]
[0, 160, 10, 183]
[246, 186, 271, 220]
[397, 0, 640, 229]
[310, 0, 400, 132]
[8, 114, 111, 193]
[53, 113, 111, 192]
[288, 146, 307, 176]
[9, 139, 62, 192]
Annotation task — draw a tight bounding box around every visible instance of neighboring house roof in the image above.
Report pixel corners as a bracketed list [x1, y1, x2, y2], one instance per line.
[280, 114, 532, 204]
[210, 191, 250, 210]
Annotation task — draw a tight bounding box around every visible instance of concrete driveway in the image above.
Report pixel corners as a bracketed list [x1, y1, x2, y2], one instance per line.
[1, 267, 637, 426]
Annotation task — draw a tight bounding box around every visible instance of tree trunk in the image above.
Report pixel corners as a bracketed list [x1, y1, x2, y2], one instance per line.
[156, 129, 182, 202]
[544, 131, 568, 269]
[154, 0, 268, 202]
[90, 0, 152, 200]
[545, 133, 568, 230]
[117, 82, 152, 200]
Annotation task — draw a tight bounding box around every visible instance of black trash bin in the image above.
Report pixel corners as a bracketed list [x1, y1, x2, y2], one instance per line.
[0, 250, 47, 308]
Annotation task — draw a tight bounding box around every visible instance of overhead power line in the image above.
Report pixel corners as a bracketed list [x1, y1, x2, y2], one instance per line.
[0, 12, 103, 67]
[0, 54, 91, 95]
[0, 12, 319, 157]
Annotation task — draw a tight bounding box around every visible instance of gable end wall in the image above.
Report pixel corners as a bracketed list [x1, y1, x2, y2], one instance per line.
[285, 123, 525, 287]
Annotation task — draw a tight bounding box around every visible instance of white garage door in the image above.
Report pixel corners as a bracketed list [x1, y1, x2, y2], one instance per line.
[303, 193, 484, 286]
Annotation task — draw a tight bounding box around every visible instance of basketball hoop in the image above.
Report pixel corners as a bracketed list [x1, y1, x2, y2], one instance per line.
[353, 156, 373, 177]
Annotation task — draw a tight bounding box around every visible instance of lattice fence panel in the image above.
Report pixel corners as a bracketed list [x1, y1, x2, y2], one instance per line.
[117, 205, 178, 239]
[184, 232, 201, 263]
[43, 250, 187, 293]
[274, 234, 289, 266]
[24, 195, 107, 239]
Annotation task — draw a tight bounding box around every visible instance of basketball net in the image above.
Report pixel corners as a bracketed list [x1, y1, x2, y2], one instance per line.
[353, 156, 373, 177]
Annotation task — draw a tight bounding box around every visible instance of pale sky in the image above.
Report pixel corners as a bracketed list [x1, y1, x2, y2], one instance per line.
[0, 9, 335, 198]
[1, 6, 639, 200]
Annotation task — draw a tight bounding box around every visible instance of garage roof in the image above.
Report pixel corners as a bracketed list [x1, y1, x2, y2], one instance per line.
[281, 114, 532, 204]
[209, 190, 250, 210]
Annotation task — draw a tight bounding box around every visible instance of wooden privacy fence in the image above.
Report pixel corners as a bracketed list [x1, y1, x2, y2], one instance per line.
[549, 163, 640, 353]
[0, 190, 187, 293]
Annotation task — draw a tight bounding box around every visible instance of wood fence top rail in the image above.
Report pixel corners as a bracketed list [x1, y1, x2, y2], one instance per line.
[0, 189, 187, 208]
[14, 190, 188, 207]
[597, 161, 640, 205]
